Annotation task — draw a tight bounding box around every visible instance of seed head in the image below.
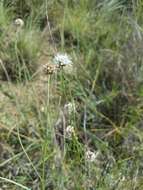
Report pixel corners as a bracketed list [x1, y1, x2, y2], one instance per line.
[43, 64, 56, 75]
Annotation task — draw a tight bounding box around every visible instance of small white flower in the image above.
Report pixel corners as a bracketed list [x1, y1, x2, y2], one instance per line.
[85, 150, 96, 162]
[14, 18, 24, 28]
[65, 125, 75, 139]
[64, 102, 76, 115]
[40, 106, 45, 112]
[53, 53, 73, 67]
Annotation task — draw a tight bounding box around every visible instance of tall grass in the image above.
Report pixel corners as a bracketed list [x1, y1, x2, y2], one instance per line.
[0, 0, 143, 189]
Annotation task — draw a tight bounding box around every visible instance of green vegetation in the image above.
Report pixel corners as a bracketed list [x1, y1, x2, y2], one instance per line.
[0, 0, 143, 189]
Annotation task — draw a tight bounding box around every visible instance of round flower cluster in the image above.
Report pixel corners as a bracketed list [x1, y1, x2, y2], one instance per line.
[65, 125, 75, 139]
[85, 149, 96, 162]
[14, 18, 24, 28]
[64, 102, 76, 116]
[53, 53, 73, 67]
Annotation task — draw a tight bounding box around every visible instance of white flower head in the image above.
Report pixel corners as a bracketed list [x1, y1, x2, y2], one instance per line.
[64, 102, 76, 115]
[40, 106, 45, 112]
[53, 53, 73, 67]
[65, 125, 75, 139]
[85, 150, 96, 162]
[14, 18, 24, 28]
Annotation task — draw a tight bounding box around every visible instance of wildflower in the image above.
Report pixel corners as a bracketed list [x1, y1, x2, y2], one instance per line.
[64, 102, 76, 115]
[43, 63, 56, 75]
[85, 149, 96, 162]
[53, 53, 73, 67]
[65, 125, 75, 139]
[14, 18, 24, 28]
[40, 106, 45, 112]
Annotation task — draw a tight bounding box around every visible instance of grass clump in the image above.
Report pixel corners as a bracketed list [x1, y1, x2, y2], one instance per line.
[0, 1, 42, 81]
[0, 20, 41, 81]
[0, 29, 41, 81]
